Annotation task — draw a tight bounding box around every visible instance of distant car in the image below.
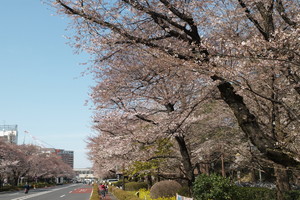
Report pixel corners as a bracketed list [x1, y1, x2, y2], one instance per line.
[104, 179, 119, 185]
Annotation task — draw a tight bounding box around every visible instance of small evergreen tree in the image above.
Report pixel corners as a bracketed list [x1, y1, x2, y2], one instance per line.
[193, 174, 237, 200]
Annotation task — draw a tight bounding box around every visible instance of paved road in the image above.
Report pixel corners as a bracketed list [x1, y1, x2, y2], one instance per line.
[0, 183, 93, 200]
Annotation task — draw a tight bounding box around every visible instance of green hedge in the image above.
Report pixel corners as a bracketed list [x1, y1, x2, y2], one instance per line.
[193, 173, 299, 200]
[0, 182, 55, 192]
[236, 187, 300, 200]
[32, 182, 54, 188]
[284, 190, 300, 200]
[109, 186, 140, 200]
[0, 186, 21, 192]
[90, 183, 100, 200]
[112, 180, 129, 188]
[125, 182, 148, 191]
[236, 187, 276, 200]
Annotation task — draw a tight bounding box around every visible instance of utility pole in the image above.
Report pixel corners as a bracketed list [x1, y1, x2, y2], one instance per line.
[122, 163, 125, 190]
[221, 153, 225, 177]
[221, 144, 225, 177]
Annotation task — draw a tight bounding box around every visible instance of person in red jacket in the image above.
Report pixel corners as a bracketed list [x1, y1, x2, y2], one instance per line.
[99, 183, 107, 198]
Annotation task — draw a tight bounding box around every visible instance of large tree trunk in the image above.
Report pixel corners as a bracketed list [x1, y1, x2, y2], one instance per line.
[274, 167, 290, 200]
[146, 174, 153, 190]
[212, 76, 300, 169]
[174, 136, 195, 188]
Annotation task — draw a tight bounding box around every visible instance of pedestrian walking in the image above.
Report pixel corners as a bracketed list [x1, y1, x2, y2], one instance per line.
[24, 183, 30, 194]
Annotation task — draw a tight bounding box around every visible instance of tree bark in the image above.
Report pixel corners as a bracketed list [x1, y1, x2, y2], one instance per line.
[146, 174, 153, 190]
[212, 76, 300, 169]
[250, 169, 256, 182]
[274, 167, 290, 200]
[174, 136, 195, 188]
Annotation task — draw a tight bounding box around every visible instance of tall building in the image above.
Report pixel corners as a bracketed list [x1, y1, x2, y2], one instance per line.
[0, 125, 18, 144]
[41, 148, 74, 169]
[55, 149, 74, 169]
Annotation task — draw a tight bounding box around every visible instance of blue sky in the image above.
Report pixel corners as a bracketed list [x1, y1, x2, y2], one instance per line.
[0, 1, 95, 168]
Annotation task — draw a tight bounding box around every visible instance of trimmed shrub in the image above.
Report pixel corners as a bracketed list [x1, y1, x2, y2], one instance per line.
[193, 174, 237, 200]
[150, 180, 182, 199]
[125, 182, 148, 191]
[177, 186, 191, 197]
[138, 188, 176, 200]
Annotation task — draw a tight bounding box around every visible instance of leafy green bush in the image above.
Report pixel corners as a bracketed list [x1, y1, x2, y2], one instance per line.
[150, 180, 182, 199]
[193, 174, 237, 200]
[90, 183, 100, 200]
[125, 182, 148, 191]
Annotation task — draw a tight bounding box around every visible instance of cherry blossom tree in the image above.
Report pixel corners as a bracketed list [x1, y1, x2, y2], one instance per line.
[52, 0, 300, 198]
[86, 58, 217, 187]
[28, 151, 74, 182]
[52, 0, 299, 165]
[0, 141, 74, 186]
[87, 112, 182, 180]
[0, 142, 30, 186]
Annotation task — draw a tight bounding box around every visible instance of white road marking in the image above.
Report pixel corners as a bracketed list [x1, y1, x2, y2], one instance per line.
[60, 194, 66, 197]
[10, 184, 76, 200]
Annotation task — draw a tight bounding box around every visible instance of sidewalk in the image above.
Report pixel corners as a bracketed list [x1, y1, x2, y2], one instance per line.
[102, 192, 118, 200]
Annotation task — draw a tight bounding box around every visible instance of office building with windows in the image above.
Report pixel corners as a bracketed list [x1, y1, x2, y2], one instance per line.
[42, 148, 74, 169]
[0, 125, 18, 144]
[56, 149, 74, 169]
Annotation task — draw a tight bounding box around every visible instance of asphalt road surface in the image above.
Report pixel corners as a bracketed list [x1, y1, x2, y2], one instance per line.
[0, 183, 93, 200]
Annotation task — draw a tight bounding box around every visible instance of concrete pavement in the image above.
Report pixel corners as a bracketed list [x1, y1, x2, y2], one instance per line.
[102, 192, 118, 200]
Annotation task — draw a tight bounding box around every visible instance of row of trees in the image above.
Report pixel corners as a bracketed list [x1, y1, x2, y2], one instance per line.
[0, 139, 74, 187]
[51, 0, 300, 199]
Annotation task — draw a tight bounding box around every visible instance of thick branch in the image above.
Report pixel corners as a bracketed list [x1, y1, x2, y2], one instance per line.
[275, 0, 297, 27]
[238, 0, 270, 40]
[147, 155, 179, 161]
[57, 0, 187, 58]
[135, 114, 158, 125]
[255, 1, 275, 37]
[158, 0, 201, 43]
[211, 75, 300, 169]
